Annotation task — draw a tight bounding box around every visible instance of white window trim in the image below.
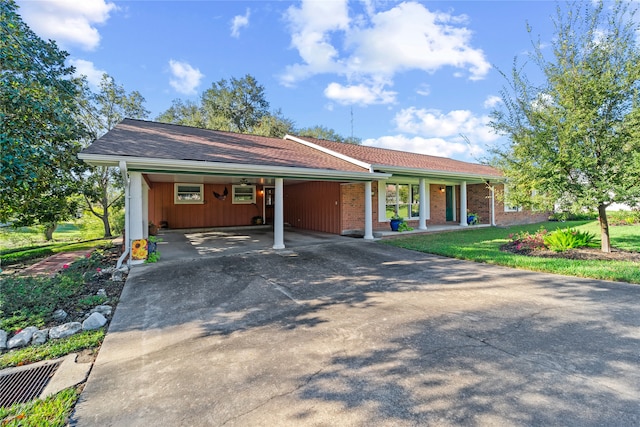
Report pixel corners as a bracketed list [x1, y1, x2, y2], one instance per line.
[503, 185, 522, 212]
[174, 183, 204, 204]
[232, 185, 256, 204]
[378, 180, 429, 222]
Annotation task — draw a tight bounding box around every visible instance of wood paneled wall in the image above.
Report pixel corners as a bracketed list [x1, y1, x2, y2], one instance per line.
[283, 182, 341, 234]
[148, 182, 263, 229]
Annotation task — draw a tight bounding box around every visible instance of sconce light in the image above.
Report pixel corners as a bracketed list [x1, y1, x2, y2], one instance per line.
[439, 186, 445, 193]
[258, 189, 264, 196]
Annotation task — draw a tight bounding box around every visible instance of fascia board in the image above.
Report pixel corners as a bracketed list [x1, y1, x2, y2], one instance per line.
[374, 165, 504, 182]
[283, 135, 373, 171]
[78, 153, 390, 181]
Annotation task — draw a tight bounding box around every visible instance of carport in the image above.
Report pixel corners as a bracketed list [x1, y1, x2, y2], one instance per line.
[78, 120, 390, 266]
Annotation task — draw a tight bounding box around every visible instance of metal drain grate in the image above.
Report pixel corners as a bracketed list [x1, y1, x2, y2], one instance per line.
[0, 361, 61, 408]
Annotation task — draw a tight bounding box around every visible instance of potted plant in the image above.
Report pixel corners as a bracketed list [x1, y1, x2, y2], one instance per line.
[467, 212, 480, 225]
[390, 214, 403, 231]
[149, 222, 158, 236]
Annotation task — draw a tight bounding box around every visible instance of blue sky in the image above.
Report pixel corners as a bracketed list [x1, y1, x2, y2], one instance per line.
[16, 0, 559, 163]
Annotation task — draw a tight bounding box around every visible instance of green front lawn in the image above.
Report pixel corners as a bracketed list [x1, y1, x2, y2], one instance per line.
[384, 221, 640, 284]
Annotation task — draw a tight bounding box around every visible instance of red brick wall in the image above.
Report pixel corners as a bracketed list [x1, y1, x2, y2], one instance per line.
[492, 184, 550, 226]
[467, 184, 491, 225]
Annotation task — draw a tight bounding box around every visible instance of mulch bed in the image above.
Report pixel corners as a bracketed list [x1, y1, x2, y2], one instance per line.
[501, 242, 640, 262]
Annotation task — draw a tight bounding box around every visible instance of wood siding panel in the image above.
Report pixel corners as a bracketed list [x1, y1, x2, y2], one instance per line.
[283, 182, 341, 234]
[148, 182, 263, 229]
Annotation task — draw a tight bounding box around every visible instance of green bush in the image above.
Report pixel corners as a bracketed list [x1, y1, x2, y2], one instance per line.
[549, 211, 598, 221]
[0, 246, 55, 265]
[543, 228, 596, 252]
[607, 210, 640, 226]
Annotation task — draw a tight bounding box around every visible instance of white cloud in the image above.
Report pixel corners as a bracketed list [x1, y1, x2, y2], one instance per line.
[363, 135, 481, 159]
[483, 95, 502, 109]
[17, 0, 117, 51]
[69, 59, 106, 87]
[416, 84, 431, 97]
[362, 106, 502, 160]
[324, 82, 396, 105]
[394, 107, 499, 144]
[168, 60, 204, 95]
[281, 0, 350, 85]
[231, 8, 250, 38]
[281, 1, 490, 105]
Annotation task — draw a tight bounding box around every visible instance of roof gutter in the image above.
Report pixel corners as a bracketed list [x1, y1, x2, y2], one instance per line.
[78, 153, 390, 181]
[372, 165, 504, 182]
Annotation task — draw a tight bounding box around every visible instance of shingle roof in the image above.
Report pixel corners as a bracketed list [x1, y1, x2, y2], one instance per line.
[81, 119, 369, 173]
[295, 136, 502, 178]
[81, 119, 501, 180]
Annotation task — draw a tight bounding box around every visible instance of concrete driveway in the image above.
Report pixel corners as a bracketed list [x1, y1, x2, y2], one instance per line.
[72, 234, 640, 426]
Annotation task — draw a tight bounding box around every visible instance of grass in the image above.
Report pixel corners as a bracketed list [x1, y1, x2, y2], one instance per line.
[385, 221, 640, 284]
[0, 386, 79, 426]
[0, 250, 114, 332]
[0, 330, 105, 369]
[0, 217, 103, 249]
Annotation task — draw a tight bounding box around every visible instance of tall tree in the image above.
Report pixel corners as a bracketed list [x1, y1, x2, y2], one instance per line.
[488, 0, 640, 252]
[78, 74, 150, 237]
[297, 125, 361, 144]
[201, 74, 269, 133]
[252, 108, 296, 138]
[155, 99, 204, 128]
[0, 0, 85, 239]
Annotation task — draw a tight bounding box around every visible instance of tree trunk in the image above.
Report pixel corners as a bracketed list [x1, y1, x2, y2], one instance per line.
[102, 213, 112, 238]
[598, 204, 611, 253]
[44, 223, 57, 241]
[102, 191, 112, 238]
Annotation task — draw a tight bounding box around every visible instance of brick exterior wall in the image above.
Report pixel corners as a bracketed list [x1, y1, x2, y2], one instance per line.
[340, 182, 549, 234]
[493, 184, 550, 225]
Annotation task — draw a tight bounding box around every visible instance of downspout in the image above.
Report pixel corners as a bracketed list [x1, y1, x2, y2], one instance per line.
[116, 160, 130, 269]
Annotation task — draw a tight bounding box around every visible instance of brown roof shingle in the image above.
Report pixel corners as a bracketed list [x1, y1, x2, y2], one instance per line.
[296, 136, 502, 178]
[82, 119, 369, 173]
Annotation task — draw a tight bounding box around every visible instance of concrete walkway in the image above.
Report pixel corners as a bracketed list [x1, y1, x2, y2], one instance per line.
[72, 237, 640, 426]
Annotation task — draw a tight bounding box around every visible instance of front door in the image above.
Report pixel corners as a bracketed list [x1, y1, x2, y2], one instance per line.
[264, 186, 275, 225]
[445, 186, 454, 221]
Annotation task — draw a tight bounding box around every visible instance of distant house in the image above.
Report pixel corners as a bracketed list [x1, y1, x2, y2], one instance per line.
[79, 119, 547, 261]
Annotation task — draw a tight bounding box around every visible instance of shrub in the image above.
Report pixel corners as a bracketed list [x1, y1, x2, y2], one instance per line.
[607, 210, 640, 226]
[508, 228, 548, 252]
[543, 228, 596, 252]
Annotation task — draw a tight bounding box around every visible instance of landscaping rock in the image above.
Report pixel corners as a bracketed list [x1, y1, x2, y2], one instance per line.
[111, 270, 125, 282]
[31, 329, 49, 345]
[97, 288, 107, 297]
[0, 329, 7, 351]
[7, 326, 39, 350]
[53, 309, 68, 322]
[83, 312, 107, 330]
[49, 322, 82, 340]
[91, 305, 113, 317]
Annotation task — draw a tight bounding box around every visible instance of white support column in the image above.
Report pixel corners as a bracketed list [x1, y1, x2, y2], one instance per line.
[459, 181, 468, 227]
[129, 172, 145, 264]
[418, 178, 427, 230]
[364, 181, 374, 240]
[490, 185, 496, 226]
[142, 179, 149, 238]
[273, 178, 285, 249]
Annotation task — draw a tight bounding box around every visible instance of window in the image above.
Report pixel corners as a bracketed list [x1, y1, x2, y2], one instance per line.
[384, 183, 421, 220]
[232, 185, 256, 204]
[503, 185, 521, 212]
[174, 183, 204, 204]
